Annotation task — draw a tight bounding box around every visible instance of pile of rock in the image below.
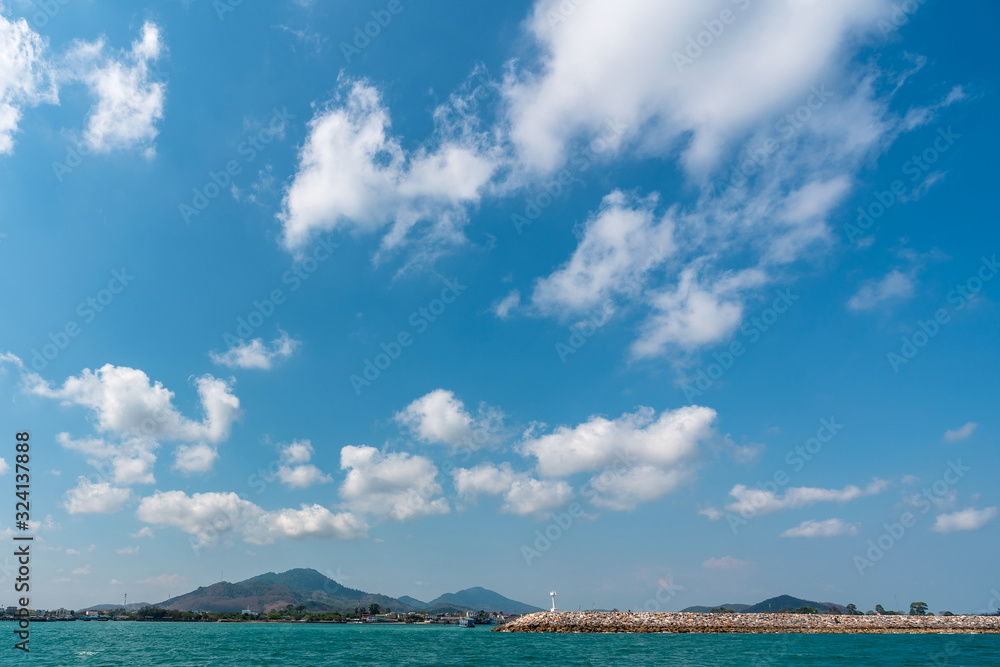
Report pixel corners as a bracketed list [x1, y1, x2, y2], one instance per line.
[493, 612, 1000, 634]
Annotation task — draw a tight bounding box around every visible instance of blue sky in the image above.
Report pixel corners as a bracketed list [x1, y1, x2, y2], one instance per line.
[0, 0, 998, 614]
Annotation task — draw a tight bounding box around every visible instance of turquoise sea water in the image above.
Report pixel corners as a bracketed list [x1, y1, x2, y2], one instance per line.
[19, 623, 1000, 665]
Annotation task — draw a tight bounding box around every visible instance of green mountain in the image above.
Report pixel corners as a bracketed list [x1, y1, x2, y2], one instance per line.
[157, 568, 414, 614]
[423, 587, 544, 614]
[681, 595, 848, 614]
[151, 569, 540, 615]
[744, 595, 846, 614]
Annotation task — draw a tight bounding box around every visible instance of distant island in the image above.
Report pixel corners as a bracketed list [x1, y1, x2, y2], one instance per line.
[75, 568, 542, 621]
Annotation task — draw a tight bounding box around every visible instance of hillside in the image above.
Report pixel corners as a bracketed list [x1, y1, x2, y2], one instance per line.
[744, 595, 847, 614]
[423, 587, 544, 614]
[157, 569, 414, 614]
[148, 569, 540, 615]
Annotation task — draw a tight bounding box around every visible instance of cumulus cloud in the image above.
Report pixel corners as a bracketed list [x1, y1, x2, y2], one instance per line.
[173, 443, 219, 475]
[931, 507, 997, 534]
[453, 463, 573, 516]
[780, 518, 859, 538]
[135, 490, 367, 546]
[712, 479, 889, 517]
[503, 0, 890, 174]
[702, 556, 751, 570]
[519, 405, 714, 477]
[210, 331, 301, 370]
[943, 422, 977, 443]
[0, 14, 57, 154]
[273, 440, 332, 489]
[395, 389, 503, 451]
[847, 269, 916, 311]
[62, 21, 165, 155]
[0, 458, 8, 475]
[58, 433, 157, 486]
[531, 191, 673, 314]
[25, 364, 240, 443]
[278, 77, 498, 262]
[339, 445, 449, 521]
[63, 477, 132, 514]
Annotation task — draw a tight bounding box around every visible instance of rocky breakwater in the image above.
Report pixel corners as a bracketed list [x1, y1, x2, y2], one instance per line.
[493, 612, 1000, 634]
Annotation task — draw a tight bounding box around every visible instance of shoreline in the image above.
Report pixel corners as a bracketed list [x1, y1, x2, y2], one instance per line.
[493, 612, 1000, 634]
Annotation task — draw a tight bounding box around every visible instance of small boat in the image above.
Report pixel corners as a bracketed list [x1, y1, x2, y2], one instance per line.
[458, 618, 475, 628]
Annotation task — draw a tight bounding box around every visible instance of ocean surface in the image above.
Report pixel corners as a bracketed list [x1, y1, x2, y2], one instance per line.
[22, 622, 1000, 665]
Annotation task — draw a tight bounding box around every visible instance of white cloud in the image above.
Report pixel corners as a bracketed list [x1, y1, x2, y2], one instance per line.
[493, 289, 521, 319]
[395, 389, 502, 451]
[0, 14, 57, 155]
[931, 507, 997, 534]
[339, 445, 449, 521]
[780, 518, 859, 538]
[943, 422, 977, 443]
[278, 464, 332, 489]
[25, 364, 241, 444]
[281, 440, 315, 464]
[274, 440, 332, 489]
[632, 265, 767, 357]
[58, 433, 157, 486]
[0, 351, 24, 368]
[519, 405, 714, 477]
[210, 331, 301, 370]
[72, 566, 91, 576]
[847, 269, 915, 311]
[503, 0, 890, 174]
[278, 78, 498, 262]
[719, 479, 889, 517]
[63, 21, 165, 154]
[0, 458, 8, 475]
[453, 463, 573, 516]
[531, 191, 673, 314]
[63, 477, 132, 514]
[172, 443, 219, 475]
[702, 556, 750, 571]
[116, 546, 139, 555]
[131, 527, 155, 539]
[586, 464, 690, 512]
[135, 490, 367, 546]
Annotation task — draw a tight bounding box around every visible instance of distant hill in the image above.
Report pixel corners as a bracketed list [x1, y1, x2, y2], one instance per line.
[681, 595, 848, 614]
[744, 595, 846, 614]
[422, 587, 544, 615]
[681, 603, 751, 613]
[396, 596, 428, 608]
[144, 569, 540, 616]
[157, 568, 414, 614]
